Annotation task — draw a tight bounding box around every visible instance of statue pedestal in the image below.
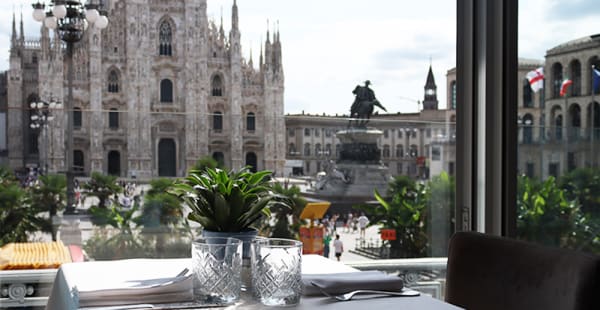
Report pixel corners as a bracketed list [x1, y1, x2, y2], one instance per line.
[311, 127, 391, 201]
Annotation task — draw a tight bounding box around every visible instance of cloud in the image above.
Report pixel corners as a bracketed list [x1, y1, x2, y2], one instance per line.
[543, 0, 600, 21]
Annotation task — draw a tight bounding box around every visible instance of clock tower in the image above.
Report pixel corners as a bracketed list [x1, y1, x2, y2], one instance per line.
[422, 65, 439, 110]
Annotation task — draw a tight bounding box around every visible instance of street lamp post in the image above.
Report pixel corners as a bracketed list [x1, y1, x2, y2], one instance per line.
[30, 98, 63, 175]
[32, 0, 109, 213]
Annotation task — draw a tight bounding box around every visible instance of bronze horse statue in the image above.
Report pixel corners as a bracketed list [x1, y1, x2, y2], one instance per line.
[349, 81, 387, 127]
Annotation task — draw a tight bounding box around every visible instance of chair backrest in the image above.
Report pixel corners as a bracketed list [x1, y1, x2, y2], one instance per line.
[445, 231, 600, 310]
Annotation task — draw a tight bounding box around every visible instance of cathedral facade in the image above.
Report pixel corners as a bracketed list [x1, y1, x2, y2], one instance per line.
[4, 0, 285, 179]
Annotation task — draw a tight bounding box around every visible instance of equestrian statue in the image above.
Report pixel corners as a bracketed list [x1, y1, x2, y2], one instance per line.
[349, 80, 387, 127]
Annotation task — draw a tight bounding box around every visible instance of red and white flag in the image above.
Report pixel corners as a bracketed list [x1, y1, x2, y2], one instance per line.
[526, 67, 544, 92]
[560, 78, 573, 97]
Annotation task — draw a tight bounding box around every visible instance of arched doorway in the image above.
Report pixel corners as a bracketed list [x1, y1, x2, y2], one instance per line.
[107, 151, 121, 176]
[212, 152, 225, 168]
[245, 152, 257, 172]
[158, 138, 176, 176]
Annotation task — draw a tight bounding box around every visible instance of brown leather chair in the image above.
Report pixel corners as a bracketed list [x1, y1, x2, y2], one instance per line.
[445, 231, 600, 310]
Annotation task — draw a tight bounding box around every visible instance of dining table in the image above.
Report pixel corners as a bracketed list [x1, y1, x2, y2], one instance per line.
[46, 254, 463, 309]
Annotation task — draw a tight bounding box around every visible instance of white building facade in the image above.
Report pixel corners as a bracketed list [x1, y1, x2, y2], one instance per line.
[3, 0, 285, 178]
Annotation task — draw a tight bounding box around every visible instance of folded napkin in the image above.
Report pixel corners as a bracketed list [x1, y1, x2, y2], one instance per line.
[63, 259, 193, 308]
[302, 271, 404, 296]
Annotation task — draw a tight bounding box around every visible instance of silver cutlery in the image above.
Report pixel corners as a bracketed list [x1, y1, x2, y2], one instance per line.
[311, 282, 420, 301]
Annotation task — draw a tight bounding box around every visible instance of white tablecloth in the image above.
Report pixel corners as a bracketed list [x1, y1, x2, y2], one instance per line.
[46, 255, 462, 310]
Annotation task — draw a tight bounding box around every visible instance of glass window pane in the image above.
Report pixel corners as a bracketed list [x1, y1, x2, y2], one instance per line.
[518, 0, 600, 254]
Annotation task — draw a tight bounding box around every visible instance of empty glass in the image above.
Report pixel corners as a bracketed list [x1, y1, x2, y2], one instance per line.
[191, 237, 242, 305]
[252, 238, 303, 306]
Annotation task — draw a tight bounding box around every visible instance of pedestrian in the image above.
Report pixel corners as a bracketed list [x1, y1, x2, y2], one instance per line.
[333, 234, 343, 261]
[358, 212, 369, 239]
[323, 231, 332, 258]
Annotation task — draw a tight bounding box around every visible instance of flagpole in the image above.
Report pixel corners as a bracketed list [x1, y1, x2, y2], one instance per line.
[563, 69, 569, 174]
[592, 65, 596, 167]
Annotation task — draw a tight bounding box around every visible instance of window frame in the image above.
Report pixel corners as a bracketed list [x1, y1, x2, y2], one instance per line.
[456, 0, 518, 236]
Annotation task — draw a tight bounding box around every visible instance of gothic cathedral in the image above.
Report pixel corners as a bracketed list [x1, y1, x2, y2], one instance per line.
[4, 0, 286, 178]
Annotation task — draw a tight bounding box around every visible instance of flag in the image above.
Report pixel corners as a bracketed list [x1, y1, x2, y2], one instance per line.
[560, 78, 573, 97]
[593, 67, 600, 94]
[526, 67, 544, 92]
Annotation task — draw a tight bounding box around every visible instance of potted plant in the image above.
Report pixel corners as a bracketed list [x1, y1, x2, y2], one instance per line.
[169, 167, 289, 255]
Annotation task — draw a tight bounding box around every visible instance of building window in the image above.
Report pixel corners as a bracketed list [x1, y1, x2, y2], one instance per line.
[288, 128, 295, 137]
[74, 107, 82, 128]
[160, 79, 173, 102]
[522, 114, 533, 144]
[523, 78, 533, 108]
[304, 143, 311, 156]
[426, 128, 431, 138]
[288, 143, 296, 155]
[74, 150, 84, 173]
[398, 130, 403, 138]
[412, 130, 417, 138]
[432, 145, 441, 161]
[159, 20, 172, 56]
[525, 162, 535, 178]
[325, 144, 332, 157]
[315, 128, 320, 137]
[108, 70, 119, 93]
[450, 80, 457, 110]
[325, 129, 332, 137]
[383, 145, 390, 158]
[246, 112, 255, 131]
[108, 108, 119, 129]
[397, 163, 403, 175]
[212, 75, 223, 96]
[409, 145, 418, 158]
[552, 62, 563, 98]
[335, 144, 341, 158]
[315, 144, 322, 157]
[304, 128, 310, 136]
[383, 130, 389, 138]
[570, 59, 581, 96]
[396, 145, 404, 158]
[549, 162, 559, 178]
[213, 111, 223, 131]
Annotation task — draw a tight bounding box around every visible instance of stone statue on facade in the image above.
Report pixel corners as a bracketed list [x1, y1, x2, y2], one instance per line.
[349, 80, 387, 127]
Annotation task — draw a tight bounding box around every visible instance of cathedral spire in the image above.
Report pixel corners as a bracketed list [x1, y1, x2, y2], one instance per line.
[266, 19, 270, 43]
[11, 12, 17, 47]
[248, 46, 253, 69]
[259, 38, 263, 68]
[231, 0, 239, 31]
[219, 7, 225, 41]
[19, 10, 24, 43]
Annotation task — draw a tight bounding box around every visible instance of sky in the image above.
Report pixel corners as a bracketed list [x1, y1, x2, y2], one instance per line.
[1, 0, 600, 115]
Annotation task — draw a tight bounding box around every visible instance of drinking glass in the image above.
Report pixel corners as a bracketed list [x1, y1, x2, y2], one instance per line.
[252, 238, 303, 306]
[191, 237, 243, 305]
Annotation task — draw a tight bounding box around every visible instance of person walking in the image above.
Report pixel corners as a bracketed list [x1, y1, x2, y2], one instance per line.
[333, 234, 344, 261]
[357, 212, 370, 239]
[323, 231, 332, 258]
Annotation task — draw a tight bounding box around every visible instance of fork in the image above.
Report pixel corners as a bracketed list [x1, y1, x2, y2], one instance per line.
[311, 282, 420, 301]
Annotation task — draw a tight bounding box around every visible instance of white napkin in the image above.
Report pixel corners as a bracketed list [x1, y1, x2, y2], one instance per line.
[302, 271, 404, 296]
[62, 259, 193, 308]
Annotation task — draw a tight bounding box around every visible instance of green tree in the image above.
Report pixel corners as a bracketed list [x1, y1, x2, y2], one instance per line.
[356, 177, 430, 258]
[517, 175, 583, 248]
[268, 182, 306, 239]
[135, 178, 186, 254]
[558, 168, 600, 216]
[82, 172, 122, 209]
[0, 175, 48, 246]
[29, 174, 66, 241]
[427, 172, 455, 256]
[87, 203, 143, 259]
